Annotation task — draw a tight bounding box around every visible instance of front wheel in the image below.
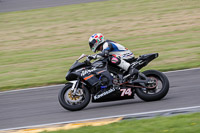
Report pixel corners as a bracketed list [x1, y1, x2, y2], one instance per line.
[136, 70, 169, 101]
[58, 83, 91, 111]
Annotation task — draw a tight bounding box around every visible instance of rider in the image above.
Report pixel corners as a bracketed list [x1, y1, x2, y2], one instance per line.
[88, 33, 138, 79]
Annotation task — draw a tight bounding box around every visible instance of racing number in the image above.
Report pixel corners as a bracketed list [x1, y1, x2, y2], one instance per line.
[120, 88, 132, 96]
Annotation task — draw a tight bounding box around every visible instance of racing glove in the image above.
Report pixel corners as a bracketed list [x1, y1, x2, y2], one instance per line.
[88, 54, 98, 60]
[99, 50, 109, 57]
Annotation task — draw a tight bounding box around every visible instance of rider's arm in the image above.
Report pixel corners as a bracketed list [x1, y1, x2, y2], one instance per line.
[97, 42, 113, 57]
[88, 42, 113, 60]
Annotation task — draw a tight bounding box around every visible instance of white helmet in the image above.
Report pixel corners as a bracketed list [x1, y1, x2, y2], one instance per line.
[89, 33, 105, 53]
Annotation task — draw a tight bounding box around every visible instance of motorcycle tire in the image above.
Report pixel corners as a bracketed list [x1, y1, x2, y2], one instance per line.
[136, 70, 169, 101]
[58, 83, 90, 111]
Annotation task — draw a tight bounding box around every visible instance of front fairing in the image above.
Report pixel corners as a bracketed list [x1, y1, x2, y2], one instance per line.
[66, 68, 85, 81]
[65, 56, 107, 81]
[70, 61, 86, 70]
[65, 61, 88, 81]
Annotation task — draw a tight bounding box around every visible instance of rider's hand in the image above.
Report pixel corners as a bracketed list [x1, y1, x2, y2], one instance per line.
[88, 55, 97, 60]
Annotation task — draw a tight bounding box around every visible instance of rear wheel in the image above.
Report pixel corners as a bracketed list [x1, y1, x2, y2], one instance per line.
[135, 70, 169, 101]
[58, 83, 90, 111]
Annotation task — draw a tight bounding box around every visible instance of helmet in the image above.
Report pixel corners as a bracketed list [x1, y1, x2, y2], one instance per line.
[89, 33, 105, 53]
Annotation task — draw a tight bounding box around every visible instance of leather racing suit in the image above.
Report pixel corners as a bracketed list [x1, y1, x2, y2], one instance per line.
[95, 40, 135, 72]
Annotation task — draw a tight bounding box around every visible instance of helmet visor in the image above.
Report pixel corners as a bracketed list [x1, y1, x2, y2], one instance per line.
[89, 39, 96, 51]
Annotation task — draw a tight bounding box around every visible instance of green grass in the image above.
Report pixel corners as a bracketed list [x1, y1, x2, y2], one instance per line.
[0, 0, 200, 91]
[40, 113, 200, 133]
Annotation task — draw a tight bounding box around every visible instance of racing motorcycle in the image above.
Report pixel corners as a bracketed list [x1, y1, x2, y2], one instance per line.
[58, 53, 169, 111]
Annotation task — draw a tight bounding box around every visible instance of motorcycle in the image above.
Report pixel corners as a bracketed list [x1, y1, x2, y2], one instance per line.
[58, 53, 169, 111]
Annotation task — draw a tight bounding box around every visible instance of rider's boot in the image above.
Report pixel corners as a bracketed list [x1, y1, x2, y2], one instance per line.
[116, 58, 139, 79]
[123, 65, 139, 80]
[129, 66, 139, 79]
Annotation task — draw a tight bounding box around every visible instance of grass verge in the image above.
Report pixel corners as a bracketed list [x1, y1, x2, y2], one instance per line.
[40, 113, 200, 133]
[0, 0, 200, 91]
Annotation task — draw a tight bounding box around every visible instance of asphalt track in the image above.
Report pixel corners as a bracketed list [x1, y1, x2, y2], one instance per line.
[0, 68, 200, 130]
[0, 0, 106, 12]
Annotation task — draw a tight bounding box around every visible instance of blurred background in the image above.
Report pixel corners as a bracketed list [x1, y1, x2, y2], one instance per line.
[0, 0, 200, 91]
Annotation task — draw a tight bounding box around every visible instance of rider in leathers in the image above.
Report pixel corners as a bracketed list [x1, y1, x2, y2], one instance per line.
[88, 33, 138, 79]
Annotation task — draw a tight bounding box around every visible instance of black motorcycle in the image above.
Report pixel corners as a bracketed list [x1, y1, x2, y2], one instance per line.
[58, 53, 169, 111]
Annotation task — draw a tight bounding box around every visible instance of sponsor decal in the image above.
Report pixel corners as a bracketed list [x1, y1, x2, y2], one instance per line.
[122, 53, 133, 58]
[84, 74, 94, 81]
[81, 68, 97, 76]
[120, 88, 132, 96]
[97, 70, 106, 74]
[131, 60, 144, 67]
[94, 88, 115, 100]
[111, 57, 119, 63]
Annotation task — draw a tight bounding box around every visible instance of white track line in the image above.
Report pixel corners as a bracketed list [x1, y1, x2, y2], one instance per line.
[0, 84, 64, 94]
[0, 67, 199, 94]
[1, 105, 200, 131]
[163, 67, 200, 74]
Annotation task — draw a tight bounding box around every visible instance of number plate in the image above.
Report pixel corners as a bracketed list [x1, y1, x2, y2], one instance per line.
[120, 88, 132, 96]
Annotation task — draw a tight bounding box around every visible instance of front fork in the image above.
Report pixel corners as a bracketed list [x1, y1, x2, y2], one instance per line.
[69, 78, 80, 95]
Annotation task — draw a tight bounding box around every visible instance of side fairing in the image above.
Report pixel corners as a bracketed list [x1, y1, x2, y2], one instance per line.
[82, 68, 106, 87]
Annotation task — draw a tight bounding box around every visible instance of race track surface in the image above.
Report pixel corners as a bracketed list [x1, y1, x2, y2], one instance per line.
[0, 0, 106, 12]
[0, 68, 200, 130]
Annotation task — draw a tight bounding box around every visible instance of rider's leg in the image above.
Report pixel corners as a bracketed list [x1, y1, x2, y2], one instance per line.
[110, 56, 138, 78]
[110, 56, 130, 71]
